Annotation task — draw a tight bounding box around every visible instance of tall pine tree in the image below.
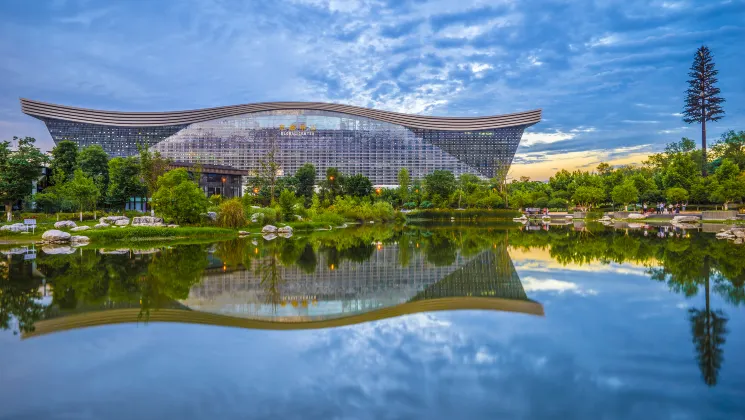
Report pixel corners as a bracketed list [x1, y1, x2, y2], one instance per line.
[683, 45, 725, 177]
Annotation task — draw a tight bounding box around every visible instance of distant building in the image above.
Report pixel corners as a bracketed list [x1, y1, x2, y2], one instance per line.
[21, 99, 541, 186]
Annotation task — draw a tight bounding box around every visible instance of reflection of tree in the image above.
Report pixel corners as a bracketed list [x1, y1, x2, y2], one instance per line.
[0, 256, 45, 335]
[255, 243, 283, 307]
[688, 275, 728, 387]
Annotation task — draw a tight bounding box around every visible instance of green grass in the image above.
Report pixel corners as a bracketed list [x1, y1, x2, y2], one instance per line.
[84, 226, 237, 242]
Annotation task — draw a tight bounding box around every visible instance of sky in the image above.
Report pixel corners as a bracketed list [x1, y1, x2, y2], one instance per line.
[0, 0, 744, 181]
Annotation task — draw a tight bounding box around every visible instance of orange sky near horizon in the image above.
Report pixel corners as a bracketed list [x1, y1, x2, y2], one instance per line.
[509, 149, 654, 182]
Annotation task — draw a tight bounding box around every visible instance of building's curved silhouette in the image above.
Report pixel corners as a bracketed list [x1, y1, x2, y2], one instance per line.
[22, 244, 542, 338]
[20, 99, 541, 184]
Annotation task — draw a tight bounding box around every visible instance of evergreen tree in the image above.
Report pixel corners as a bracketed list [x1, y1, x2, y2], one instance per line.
[295, 163, 316, 207]
[683, 46, 725, 177]
[49, 140, 79, 183]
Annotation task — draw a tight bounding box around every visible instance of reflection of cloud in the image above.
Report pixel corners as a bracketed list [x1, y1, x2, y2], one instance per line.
[522, 276, 598, 296]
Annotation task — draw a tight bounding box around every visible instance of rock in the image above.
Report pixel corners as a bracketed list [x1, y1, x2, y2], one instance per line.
[250, 213, 264, 224]
[133, 248, 159, 255]
[565, 215, 573, 219]
[627, 213, 646, 220]
[251, 239, 258, 245]
[277, 226, 293, 234]
[295, 215, 304, 221]
[54, 220, 77, 229]
[42, 229, 71, 243]
[42, 245, 75, 255]
[1, 248, 26, 255]
[238, 230, 250, 236]
[70, 235, 90, 244]
[167, 224, 179, 228]
[278, 231, 293, 239]
[262, 233, 278, 241]
[251, 206, 261, 209]
[262, 225, 278, 234]
[100, 216, 129, 224]
[115, 219, 130, 226]
[627, 223, 643, 229]
[672, 215, 699, 224]
[94, 223, 110, 229]
[732, 230, 745, 239]
[70, 226, 91, 232]
[132, 216, 165, 227]
[716, 232, 735, 240]
[734, 238, 744, 245]
[0, 223, 27, 232]
[206, 211, 217, 221]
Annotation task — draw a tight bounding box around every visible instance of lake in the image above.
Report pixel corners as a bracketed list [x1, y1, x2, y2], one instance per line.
[1, 222, 744, 419]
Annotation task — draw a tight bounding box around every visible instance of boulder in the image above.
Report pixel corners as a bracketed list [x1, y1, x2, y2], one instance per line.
[734, 238, 744, 245]
[42, 245, 75, 255]
[278, 231, 293, 239]
[70, 225, 91, 232]
[133, 248, 159, 255]
[132, 216, 165, 227]
[206, 211, 217, 221]
[100, 216, 129, 224]
[99, 248, 129, 255]
[94, 223, 110, 229]
[716, 232, 735, 240]
[42, 229, 71, 243]
[70, 235, 90, 244]
[54, 220, 77, 229]
[277, 226, 293, 234]
[1, 247, 26, 255]
[0, 223, 27, 233]
[262, 225, 278, 234]
[115, 219, 130, 226]
[238, 231, 250, 236]
[167, 224, 179, 228]
[672, 215, 700, 224]
[627, 213, 646, 220]
[262, 233, 278, 241]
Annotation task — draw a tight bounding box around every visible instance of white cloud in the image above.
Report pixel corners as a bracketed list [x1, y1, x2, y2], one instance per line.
[621, 120, 660, 124]
[657, 126, 688, 134]
[521, 276, 598, 296]
[520, 131, 576, 147]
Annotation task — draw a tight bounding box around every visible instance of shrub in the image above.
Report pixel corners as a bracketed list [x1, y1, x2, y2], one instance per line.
[217, 198, 246, 228]
[278, 190, 298, 222]
[312, 212, 346, 226]
[403, 202, 418, 209]
[419, 201, 434, 209]
[246, 207, 278, 224]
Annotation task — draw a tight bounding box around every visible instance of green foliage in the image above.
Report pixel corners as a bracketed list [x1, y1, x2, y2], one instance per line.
[217, 198, 246, 228]
[424, 170, 457, 200]
[107, 157, 144, 210]
[0, 137, 48, 220]
[547, 198, 568, 209]
[328, 196, 395, 221]
[295, 163, 316, 207]
[408, 208, 520, 220]
[611, 181, 639, 208]
[151, 168, 208, 224]
[397, 168, 410, 205]
[78, 145, 110, 205]
[572, 186, 605, 209]
[64, 169, 101, 218]
[711, 130, 745, 170]
[342, 173, 373, 198]
[278, 189, 298, 221]
[245, 206, 278, 225]
[49, 140, 78, 183]
[209, 194, 223, 208]
[85, 226, 235, 241]
[419, 200, 433, 209]
[139, 147, 172, 212]
[666, 187, 689, 203]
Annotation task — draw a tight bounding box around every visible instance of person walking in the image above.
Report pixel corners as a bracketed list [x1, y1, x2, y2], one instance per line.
[668, 203, 673, 214]
[683, 202, 687, 212]
[643, 202, 648, 215]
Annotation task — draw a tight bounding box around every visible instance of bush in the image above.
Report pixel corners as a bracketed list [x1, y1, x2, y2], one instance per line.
[312, 212, 346, 226]
[245, 207, 277, 225]
[278, 190, 298, 221]
[217, 198, 246, 228]
[547, 198, 568, 210]
[403, 202, 418, 209]
[419, 201, 434, 209]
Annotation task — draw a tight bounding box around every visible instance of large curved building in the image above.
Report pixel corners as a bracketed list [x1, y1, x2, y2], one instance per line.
[20, 99, 541, 184]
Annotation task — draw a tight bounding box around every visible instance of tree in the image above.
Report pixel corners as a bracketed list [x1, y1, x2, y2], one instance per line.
[688, 271, 728, 387]
[663, 153, 700, 191]
[278, 189, 297, 221]
[107, 157, 144, 211]
[666, 187, 689, 204]
[683, 46, 726, 177]
[151, 168, 208, 224]
[343, 173, 373, 198]
[295, 163, 316, 207]
[572, 186, 605, 209]
[321, 167, 343, 202]
[258, 147, 280, 204]
[708, 159, 745, 209]
[64, 169, 101, 221]
[397, 168, 410, 206]
[611, 181, 639, 211]
[424, 170, 457, 201]
[78, 145, 110, 206]
[49, 140, 79, 183]
[711, 130, 745, 171]
[139, 146, 172, 214]
[0, 137, 47, 221]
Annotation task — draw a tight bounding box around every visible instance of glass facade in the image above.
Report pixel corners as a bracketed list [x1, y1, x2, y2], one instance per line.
[41, 109, 527, 184]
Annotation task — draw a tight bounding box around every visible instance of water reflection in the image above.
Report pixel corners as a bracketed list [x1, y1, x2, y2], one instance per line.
[3, 223, 745, 389]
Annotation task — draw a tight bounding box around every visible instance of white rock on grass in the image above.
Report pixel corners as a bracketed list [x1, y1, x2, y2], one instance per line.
[70, 225, 91, 232]
[250, 213, 264, 224]
[94, 223, 109, 229]
[115, 219, 130, 226]
[277, 226, 293, 234]
[238, 231, 250, 236]
[100, 216, 129, 224]
[262, 233, 278, 241]
[54, 220, 77, 229]
[0, 223, 27, 232]
[42, 229, 71, 243]
[132, 216, 165, 227]
[42, 245, 76, 255]
[672, 215, 700, 224]
[627, 213, 646, 220]
[262, 225, 278, 234]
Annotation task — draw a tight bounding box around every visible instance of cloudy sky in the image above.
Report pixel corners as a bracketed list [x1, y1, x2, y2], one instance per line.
[0, 0, 743, 180]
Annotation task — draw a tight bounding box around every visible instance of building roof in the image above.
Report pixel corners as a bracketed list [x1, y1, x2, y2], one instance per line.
[20, 98, 541, 131]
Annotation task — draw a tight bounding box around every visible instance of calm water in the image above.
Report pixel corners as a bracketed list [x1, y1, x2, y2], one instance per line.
[1, 223, 744, 419]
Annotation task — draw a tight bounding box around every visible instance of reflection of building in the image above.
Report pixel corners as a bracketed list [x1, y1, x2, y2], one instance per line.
[21, 243, 542, 338]
[21, 99, 541, 184]
[185, 243, 540, 320]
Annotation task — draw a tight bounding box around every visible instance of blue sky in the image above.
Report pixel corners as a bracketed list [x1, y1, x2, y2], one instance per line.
[0, 0, 743, 179]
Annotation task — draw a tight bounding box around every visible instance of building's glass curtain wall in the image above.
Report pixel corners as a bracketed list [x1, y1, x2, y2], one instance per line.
[38, 109, 527, 185]
[151, 110, 525, 184]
